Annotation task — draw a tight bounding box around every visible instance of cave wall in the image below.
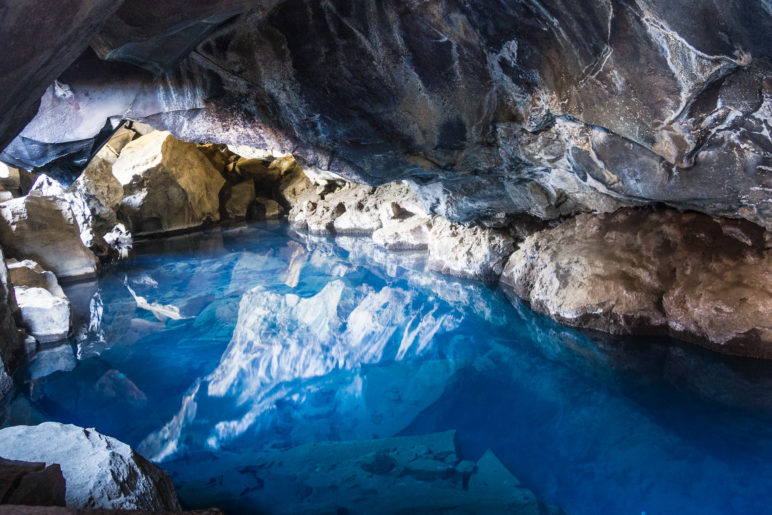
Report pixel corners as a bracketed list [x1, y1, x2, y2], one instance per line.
[1, 0, 771, 228]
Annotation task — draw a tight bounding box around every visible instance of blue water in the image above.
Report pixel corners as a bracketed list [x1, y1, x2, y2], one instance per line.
[9, 222, 772, 514]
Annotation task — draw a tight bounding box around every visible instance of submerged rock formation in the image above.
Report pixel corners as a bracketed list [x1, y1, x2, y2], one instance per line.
[501, 208, 772, 358]
[0, 423, 181, 511]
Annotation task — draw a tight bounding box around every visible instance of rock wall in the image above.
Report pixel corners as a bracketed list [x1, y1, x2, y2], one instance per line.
[2, 0, 770, 230]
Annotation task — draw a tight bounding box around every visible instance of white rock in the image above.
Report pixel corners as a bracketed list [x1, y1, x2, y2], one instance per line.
[28, 342, 76, 379]
[427, 217, 515, 282]
[0, 422, 181, 511]
[112, 131, 226, 236]
[373, 215, 433, 250]
[7, 259, 71, 343]
[0, 195, 98, 279]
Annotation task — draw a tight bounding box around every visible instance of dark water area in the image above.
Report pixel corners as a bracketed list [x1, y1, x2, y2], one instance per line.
[6, 222, 772, 514]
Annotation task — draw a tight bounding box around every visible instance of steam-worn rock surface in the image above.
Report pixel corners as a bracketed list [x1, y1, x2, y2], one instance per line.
[112, 131, 225, 235]
[5, 0, 771, 230]
[7, 260, 70, 344]
[501, 208, 772, 357]
[0, 423, 181, 511]
[0, 195, 98, 279]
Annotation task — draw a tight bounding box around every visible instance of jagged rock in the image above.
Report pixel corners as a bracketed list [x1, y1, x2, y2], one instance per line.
[7, 260, 71, 344]
[0, 457, 66, 507]
[289, 180, 428, 236]
[0, 195, 98, 279]
[0, 423, 181, 511]
[427, 217, 515, 283]
[111, 131, 226, 236]
[501, 208, 772, 357]
[224, 181, 255, 220]
[372, 216, 433, 251]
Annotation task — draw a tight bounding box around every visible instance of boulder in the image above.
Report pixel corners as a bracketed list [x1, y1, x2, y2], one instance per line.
[0, 423, 181, 511]
[224, 181, 255, 220]
[428, 218, 515, 283]
[112, 131, 226, 236]
[7, 260, 71, 344]
[0, 195, 98, 279]
[501, 208, 772, 357]
[0, 457, 66, 507]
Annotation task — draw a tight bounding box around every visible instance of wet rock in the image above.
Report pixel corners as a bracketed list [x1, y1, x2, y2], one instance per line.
[0, 457, 66, 507]
[224, 181, 255, 220]
[428, 218, 515, 283]
[112, 131, 226, 236]
[8, 260, 71, 344]
[501, 208, 772, 357]
[0, 195, 98, 279]
[0, 422, 181, 511]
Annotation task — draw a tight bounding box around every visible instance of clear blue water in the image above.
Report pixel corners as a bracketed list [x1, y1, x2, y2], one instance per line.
[8, 222, 772, 514]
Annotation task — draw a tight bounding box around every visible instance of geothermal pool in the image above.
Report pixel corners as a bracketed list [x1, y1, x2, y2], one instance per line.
[10, 222, 772, 514]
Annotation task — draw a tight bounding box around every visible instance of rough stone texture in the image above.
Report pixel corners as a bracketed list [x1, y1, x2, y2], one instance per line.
[3, 1, 770, 230]
[428, 218, 515, 283]
[0, 423, 181, 511]
[223, 181, 255, 220]
[252, 197, 283, 221]
[0, 0, 123, 151]
[372, 215, 433, 251]
[0, 457, 66, 507]
[0, 195, 98, 279]
[501, 208, 772, 358]
[111, 131, 225, 236]
[7, 260, 71, 344]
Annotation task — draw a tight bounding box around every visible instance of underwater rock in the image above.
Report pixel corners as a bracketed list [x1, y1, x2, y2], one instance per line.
[501, 208, 772, 357]
[0, 422, 181, 511]
[171, 430, 551, 514]
[111, 131, 225, 236]
[428, 217, 515, 283]
[0, 195, 98, 279]
[8, 260, 71, 344]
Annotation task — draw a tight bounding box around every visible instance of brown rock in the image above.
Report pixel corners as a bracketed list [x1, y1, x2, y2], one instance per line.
[501, 208, 772, 357]
[0, 457, 65, 507]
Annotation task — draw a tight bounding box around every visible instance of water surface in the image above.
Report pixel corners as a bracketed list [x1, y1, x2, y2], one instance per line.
[8, 222, 772, 514]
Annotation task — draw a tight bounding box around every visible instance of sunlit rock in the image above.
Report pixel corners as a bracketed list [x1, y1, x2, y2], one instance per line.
[112, 131, 226, 235]
[0, 195, 98, 279]
[501, 208, 772, 357]
[0, 422, 181, 511]
[8, 259, 71, 344]
[428, 217, 515, 282]
[373, 215, 433, 250]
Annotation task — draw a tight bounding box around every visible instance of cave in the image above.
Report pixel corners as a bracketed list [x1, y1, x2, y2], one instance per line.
[0, 1, 770, 513]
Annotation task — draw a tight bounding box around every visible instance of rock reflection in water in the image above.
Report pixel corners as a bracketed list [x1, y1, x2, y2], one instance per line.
[10, 222, 772, 515]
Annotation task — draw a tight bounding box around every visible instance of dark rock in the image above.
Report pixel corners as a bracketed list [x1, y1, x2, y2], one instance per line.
[0, 457, 65, 507]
